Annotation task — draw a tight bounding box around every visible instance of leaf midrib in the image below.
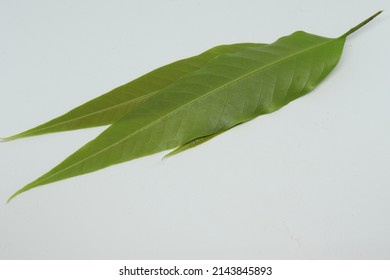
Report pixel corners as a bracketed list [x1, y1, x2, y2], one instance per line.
[33, 36, 339, 186]
[18, 44, 266, 138]
[21, 90, 160, 136]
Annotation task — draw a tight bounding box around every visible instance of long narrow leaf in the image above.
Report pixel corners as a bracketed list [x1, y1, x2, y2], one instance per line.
[2, 43, 264, 141]
[8, 11, 382, 201]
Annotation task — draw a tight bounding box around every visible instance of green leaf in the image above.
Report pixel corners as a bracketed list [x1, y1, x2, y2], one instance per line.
[164, 123, 243, 158]
[164, 131, 224, 158]
[2, 43, 264, 141]
[7, 11, 382, 201]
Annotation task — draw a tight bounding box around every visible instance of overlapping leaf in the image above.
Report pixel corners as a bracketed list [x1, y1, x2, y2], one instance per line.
[2, 43, 263, 140]
[2, 11, 382, 201]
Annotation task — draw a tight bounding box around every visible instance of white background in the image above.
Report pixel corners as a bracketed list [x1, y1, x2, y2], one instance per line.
[2, 260, 390, 280]
[0, 0, 389, 259]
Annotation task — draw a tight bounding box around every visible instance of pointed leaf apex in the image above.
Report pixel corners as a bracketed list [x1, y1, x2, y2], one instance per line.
[7, 183, 35, 203]
[7, 192, 19, 203]
[0, 137, 13, 142]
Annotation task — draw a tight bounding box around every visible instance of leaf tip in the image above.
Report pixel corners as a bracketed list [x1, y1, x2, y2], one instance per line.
[0, 137, 12, 142]
[162, 153, 172, 160]
[7, 188, 29, 203]
[0, 133, 22, 142]
[163, 147, 184, 159]
[7, 182, 36, 203]
[7, 192, 19, 203]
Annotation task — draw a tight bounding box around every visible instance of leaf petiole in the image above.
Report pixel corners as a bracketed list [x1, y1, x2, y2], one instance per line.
[340, 10, 383, 38]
